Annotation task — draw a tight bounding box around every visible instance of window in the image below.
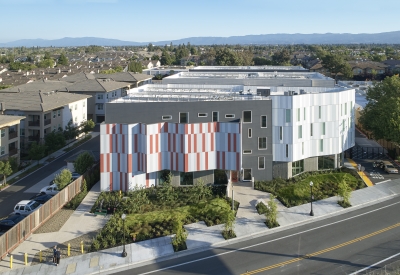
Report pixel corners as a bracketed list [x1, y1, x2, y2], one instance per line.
[52, 111, 56, 118]
[83, 113, 85, 119]
[75, 117, 78, 122]
[279, 126, 283, 140]
[248, 128, 252, 138]
[97, 104, 104, 110]
[285, 144, 289, 158]
[345, 103, 347, 115]
[58, 124, 61, 130]
[297, 108, 300, 122]
[318, 155, 335, 170]
[322, 122, 325, 135]
[0, 146, 4, 155]
[261, 116, 267, 128]
[198, 113, 207, 117]
[75, 104, 77, 110]
[225, 114, 235, 118]
[212, 111, 218, 122]
[243, 111, 252, 123]
[179, 112, 188, 123]
[243, 169, 252, 181]
[57, 110, 61, 117]
[53, 126, 56, 131]
[258, 137, 267, 150]
[292, 159, 304, 176]
[341, 104, 343, 116]
[0, 129, 5, 138]
[343, 119, 345, 131]
[180, 172, 193, 185]
[243, 150, 252, 154]
[319, 106, 322, 119]
[20, 128, 25, 136]
[298, 125, 302, 139]
[310, 123, 313, 136]
[162, 115, 172, 120]
[83, 101, 86, 107]
[258, 157, 265, 169]
[302, 142, 304, 155]
[304, 107, 306, 121]
[350, 101, 352, 114]
[285, 109, 291, 123]
[320, 139, 323, 152]
[97, 94, 103, 100]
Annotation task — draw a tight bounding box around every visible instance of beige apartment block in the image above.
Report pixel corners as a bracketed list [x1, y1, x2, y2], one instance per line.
[0, 115, 25, 164]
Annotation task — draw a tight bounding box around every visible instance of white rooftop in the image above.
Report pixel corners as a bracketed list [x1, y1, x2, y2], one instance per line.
[191, 65, 307, 71]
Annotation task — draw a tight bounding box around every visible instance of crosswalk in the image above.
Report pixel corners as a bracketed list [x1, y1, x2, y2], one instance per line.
[369, 171, 384, 179]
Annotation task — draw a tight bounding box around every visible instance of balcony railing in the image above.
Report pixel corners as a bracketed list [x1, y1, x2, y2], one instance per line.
[28, 136, 40, 142]
[8, 131, 17, 140]
[8, 148, 18, 156]
[28, 120, 40, 127]
[44, 119, 51, 126]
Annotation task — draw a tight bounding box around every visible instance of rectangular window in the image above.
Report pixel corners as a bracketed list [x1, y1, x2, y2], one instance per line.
[261, 116, 267, 128]
[225, 114, 235, 118]
[58, 124, 61, 130]
[75, 104, 77, 110]
[345, 103, 347, 115]
[243, 150, 252, 154]
[212, 111, 218, 122]
[53, 126, 56, 131]
[20, 128, 25, 136]
[302, 142, 304, 155]
[179, 112, 188, 123]
[285, 109, 291, 123]
[310, 123, 313, 136]
[343, 119, 345, 131]
[304, 107, 306, 121]
[350, 101, 352, 114]
[297, 108, 300, 122]
[279, 126, 283, 140]
[180, 172, 193, 185]
[83, 101, 85, 107]
[258, 137, 267, 150]
[162, 115, 172, 120]
[243, 169, 252, 181]
[57, 110, 61, 117]
[319, 106, 322, 119]
[97, 94, 103, 100]
[258, 157, 265, 170]
[52, 111, 56, 118]
[0, 146, 5, 155]
[74, 117, 77, 122]
[292, 159, 304, 176]
[248, 128, 252, 138]
[298, 125, 302, 139]
[322, 122, 325, 135]
[285, 144, 289, 158]
[0, 129, 4, 138]
[243, 111, 252, 123]
[198, 113, 207, 117]
[97, 104, 104, 110]
[320, 139, 323, 152]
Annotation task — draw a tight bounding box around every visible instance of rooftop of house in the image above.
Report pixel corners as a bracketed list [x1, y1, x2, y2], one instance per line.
[0, 79, 73, 93]
[0, 114, 26, 127]
[348, 61, 388, 70]
[67, 78, 131, 93]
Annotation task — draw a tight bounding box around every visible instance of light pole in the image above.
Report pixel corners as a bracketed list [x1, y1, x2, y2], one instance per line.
[121, 213, 127, 257]
[309, 181, 314, 216]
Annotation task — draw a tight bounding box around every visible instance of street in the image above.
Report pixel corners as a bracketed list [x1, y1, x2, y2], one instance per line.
[115, 196, 400, 275]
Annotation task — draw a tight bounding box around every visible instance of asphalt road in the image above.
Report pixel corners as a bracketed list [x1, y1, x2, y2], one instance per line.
[0, 134, 100, 217]
[116, 196, 400, 275]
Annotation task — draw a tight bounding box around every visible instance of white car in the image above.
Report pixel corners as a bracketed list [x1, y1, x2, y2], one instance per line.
[40, 184, 59, 195]
[13, 200, 42, 216]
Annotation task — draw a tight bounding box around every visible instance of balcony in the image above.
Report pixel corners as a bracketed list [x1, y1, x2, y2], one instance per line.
[8, 148, 18, 156]
[44, 119, 51, 126]
[28, 120, 40, 127]
[8, 131, 17, 140]
[28, 136, 40, 142]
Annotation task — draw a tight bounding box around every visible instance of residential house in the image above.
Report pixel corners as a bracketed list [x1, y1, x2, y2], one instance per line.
[0, 115, 25, 164]
[348, 61, 387, 77]
[382, 59, 400, 74]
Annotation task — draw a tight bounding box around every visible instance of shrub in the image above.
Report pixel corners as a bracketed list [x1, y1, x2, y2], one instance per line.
[256, 201, 268, 215]
[337, 180, 352, 208]
[54, 169, 72, 190]
[222, 210, 236, 240]
[171, 218, 188, 252]
[74, 152, 94, 175]
[265, 195, 279, 228]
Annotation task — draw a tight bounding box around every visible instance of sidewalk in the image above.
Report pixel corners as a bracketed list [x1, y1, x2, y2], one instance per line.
[1, 132, 100, 192]
[2, 176, 400, 275]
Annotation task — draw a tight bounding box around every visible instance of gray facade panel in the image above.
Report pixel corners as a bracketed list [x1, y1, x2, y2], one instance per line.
[304, 157, 318, 172]
[273, 161, 290, 179]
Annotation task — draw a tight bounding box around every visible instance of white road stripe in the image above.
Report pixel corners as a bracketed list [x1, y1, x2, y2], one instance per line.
[349, 251, 400, 274]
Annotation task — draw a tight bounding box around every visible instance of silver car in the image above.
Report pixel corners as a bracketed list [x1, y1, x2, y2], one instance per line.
[383, 161, 398, 174]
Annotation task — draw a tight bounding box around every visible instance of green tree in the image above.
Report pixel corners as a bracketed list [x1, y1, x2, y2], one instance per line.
[222, 209, 236, 239]
[54, 168, 72, 190]
[114, 65, 123, 72]
[58, 53, 69, 66]
[359, 76, 400, 143]
[29, 142, 46, 164]
[64, 119, 79, 140]
[321, 53, 353, 80]
[272, 49, 291, 65]
[45, 131, 66, 153]
[160, 51, 173, 65]
[80, 119, 95, 137]
[337, 180, 352, 207]
[43, 52, 51, 60]
[265, 194, 279, 228]
[215, 48, 240, 66]
[189, 179, 212, 203]
[156, 172, 177, 203]
[253, 57, 273, 65]
[171, 217, 188, 251]
[128, 61, 143, 73]
[74, 151, 95, 175]
[37, 58, 55, 68]
[151, 54, 160, 60]
[0, 161, 13, 186]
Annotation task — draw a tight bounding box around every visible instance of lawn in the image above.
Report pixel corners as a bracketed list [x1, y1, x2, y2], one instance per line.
[255, 168, 364, 207]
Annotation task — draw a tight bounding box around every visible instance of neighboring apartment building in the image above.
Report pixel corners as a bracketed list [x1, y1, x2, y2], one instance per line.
[0, 115, 25, 164]
[189, 65, 308, 72]
[100, 84, 355, 191]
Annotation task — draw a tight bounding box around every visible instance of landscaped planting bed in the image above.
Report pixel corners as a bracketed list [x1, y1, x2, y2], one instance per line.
[255, 168, 364, 207]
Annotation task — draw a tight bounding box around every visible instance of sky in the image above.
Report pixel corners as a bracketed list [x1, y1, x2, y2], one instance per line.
[1, 0, 399, 43]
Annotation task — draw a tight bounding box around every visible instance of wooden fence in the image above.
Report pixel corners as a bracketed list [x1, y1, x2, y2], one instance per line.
[0, 163, 99, 260]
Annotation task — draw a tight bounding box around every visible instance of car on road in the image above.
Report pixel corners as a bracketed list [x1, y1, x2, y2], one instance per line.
[32, 194, 53, 204]
[40, 184, 59, 195]
[383, 161, 398, 174]
[0, 215, 26, 231]
[13, 200, 42, 216]
[71, 172, 81, 181]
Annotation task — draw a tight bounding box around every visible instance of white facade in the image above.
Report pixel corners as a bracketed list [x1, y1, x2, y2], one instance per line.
[271, 87, 355, 162]
[95, 88, 125, 117]
[65, 98, 88, 127]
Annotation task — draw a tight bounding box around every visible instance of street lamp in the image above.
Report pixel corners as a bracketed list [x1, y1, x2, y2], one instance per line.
[309, 181, 314, 216]
[121, 213, 127, 257]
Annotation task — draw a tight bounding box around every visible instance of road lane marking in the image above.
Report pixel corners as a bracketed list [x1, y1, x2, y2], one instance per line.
[137, 200, 400, 275]
[349, 251, 400, 274]
[242, 223, 400, 275]
[347, 159, 374, 186]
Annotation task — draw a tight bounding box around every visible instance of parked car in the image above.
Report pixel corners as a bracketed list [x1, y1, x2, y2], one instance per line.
[40, 184, 59, 195]
[71, 173, 81, 181]
[32, 194, 53, 204]
[383, 161, 398, 174]
[13, 200, 42, 216]
[0, 215, 26, 231]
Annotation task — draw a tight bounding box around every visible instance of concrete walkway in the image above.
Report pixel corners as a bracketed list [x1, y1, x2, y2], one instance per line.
[0, 182, 108, 272]
[2, 175, 400, 275]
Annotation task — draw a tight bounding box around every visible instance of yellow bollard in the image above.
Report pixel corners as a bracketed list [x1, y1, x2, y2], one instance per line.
[24, 253, 28, 265]
[68, 243, 70, 256]
[119, 190, 122, 197]
[10, 255, 12, 269]
[81, 241, 84, 254]
[39, 250, 42, 263]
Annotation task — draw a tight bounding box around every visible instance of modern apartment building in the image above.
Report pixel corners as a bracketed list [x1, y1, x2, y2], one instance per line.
[100, 83, 355, 191]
